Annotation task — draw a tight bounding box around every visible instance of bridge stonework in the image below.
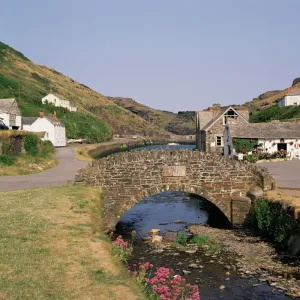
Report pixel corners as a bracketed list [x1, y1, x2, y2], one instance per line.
[75, 150, 275, 231]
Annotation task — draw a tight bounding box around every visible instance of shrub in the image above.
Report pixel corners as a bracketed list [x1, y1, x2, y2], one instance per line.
[244, 155, 259, 163]
[250, 198, 300, 245]
[0, 155, 16, 166]
[233, 138, 258, 154]
[24, 134, 39, 156]
[40, 140, 55, 158]
[176, 232, 188, 246]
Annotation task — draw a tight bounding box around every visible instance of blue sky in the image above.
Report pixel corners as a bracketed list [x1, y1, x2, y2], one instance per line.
[1, 0, 300, 112]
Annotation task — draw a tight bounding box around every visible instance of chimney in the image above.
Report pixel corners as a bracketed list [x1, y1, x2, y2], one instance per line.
[40, 111, 44, 118]
[212, 104, 221, 118]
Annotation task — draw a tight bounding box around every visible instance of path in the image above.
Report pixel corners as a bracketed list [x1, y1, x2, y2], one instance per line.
[0, 147, 88, 192]
[259, 160, 300, 189]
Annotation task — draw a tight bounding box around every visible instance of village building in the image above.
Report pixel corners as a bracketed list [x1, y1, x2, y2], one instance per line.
[41, 93, 77, 112]
[196, 104, 249, 153]
[0, 98, 22, 130]
[23, 112, 66, 147]
[224, 120, 300, 159]
[278, 87, 300, 107]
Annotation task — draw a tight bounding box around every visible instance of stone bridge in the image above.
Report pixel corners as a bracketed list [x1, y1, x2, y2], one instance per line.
[75, 150, 275, 231]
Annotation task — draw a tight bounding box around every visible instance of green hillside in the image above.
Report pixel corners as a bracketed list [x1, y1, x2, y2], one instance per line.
[0, 41, 169, 142]
[248, 78, 300, 123]
[108, 97, 196, 135]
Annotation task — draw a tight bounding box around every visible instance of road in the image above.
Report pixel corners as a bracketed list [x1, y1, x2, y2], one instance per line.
[0, 147, 89, 192]
[259, 160, 300, 189]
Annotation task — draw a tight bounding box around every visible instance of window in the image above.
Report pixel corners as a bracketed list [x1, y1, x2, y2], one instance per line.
[223, 109, 238, 125]
[216, 136, 223, 146]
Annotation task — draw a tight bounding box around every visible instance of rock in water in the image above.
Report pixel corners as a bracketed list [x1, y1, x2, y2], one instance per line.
[150, 235, 163, 243]
[183, 270, 191, 275]
[188, 263, 199, 269]
[163, 232, 177, 242]
[149, 228, 161, 235]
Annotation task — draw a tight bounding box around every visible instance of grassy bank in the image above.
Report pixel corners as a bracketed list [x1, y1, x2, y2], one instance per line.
[0, 133, 57, 176]
[248, 198, 300, 247]
[0, 186, 144, 300]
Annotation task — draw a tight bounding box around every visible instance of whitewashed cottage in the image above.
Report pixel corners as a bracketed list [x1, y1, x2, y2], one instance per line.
[23, 112, 66, 147]
[42, 93, 77, 112]
[0, 98, 22, 129]
[278, 88, 300, 107]
[225, 120, 300, 159]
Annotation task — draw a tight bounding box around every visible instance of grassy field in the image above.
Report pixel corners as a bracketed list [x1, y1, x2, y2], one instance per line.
[0, 186, 144, 300]
[0, 153, 57, 176]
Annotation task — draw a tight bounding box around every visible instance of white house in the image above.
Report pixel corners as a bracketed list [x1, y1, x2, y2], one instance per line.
[23, 112, 66, 147]
[0, 98, 22, 130]
[225, 120, 300, 159]
[42, 93, 77, 112]
[278, 88, 300, 107]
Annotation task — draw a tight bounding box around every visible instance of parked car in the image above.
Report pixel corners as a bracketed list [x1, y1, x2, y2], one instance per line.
[0, 120, 9, 130]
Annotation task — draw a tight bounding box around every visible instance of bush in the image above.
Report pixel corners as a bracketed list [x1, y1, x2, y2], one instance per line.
[40, 140, 55, 158]
[244, 155, 259, 163]
[176, 232, 188, 246]
[233, 138, 258, 154]
[24, 134, 39, 156]
[250, 198, 300, 245]
[0, 155, 16, 166]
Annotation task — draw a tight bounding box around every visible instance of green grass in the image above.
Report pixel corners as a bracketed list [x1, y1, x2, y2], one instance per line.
[191, 234, 221, 252]
[0, 186, 144, 300]
[250, 104, 300, 123]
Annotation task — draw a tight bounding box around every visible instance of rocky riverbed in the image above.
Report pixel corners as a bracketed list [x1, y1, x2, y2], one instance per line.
[188, 225, 300, 298]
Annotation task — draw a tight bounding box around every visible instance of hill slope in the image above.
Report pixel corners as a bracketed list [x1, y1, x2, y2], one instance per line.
[0, 41, 169, 142]
[108, 96, 196, 135]
[248, 78, 300, 122]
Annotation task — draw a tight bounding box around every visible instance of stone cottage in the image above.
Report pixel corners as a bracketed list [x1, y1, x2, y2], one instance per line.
[0, 98, 22, 130]
[196, 104, 249, 153]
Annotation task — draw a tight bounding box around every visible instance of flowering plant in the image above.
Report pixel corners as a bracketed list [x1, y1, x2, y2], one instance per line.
[111, 231, 136, 262]
[130, 263, 200, 300]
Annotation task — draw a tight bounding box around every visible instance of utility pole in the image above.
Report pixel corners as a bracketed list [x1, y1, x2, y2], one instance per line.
[195, 112, 201, 150]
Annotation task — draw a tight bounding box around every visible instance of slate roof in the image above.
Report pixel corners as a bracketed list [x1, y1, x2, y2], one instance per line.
[45, 116, 65, 127]
[230, 122, 300, 139]
[50, 93, 68, 100]
[0, 98, 21, 115]
[23, 117, 38, 125]
[285, 88, 300, 96]
[201, 107, 248, 131]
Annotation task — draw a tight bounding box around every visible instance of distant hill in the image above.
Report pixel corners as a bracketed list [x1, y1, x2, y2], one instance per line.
[0, 41, 171, 142]
[107, 97, 196, 135]
[247, 78, 300, 123]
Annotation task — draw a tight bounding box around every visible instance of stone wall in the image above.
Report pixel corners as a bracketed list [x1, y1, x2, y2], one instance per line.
[75, 150, 275, 231]
[205, 114, 248, 154]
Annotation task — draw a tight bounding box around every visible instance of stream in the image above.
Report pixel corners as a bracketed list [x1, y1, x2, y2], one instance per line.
[114, 145, 297, 299]
[115, 191, 293, 300]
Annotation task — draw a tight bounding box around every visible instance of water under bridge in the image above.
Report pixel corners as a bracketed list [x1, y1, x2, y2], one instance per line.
[75, 150, 275, 231]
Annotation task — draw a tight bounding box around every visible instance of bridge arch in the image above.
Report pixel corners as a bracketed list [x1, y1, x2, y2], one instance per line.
[75, 150, 275, 231]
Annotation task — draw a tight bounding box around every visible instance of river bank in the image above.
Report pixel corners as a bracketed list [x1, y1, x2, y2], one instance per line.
[114, 191, 300, 299]
[189, 225, 300, 298]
